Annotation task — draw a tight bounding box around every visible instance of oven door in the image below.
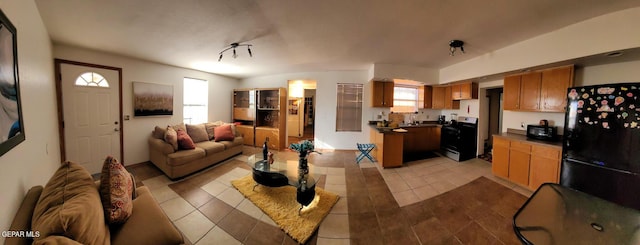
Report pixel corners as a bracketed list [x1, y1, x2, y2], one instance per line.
[441, 126, 460, 152]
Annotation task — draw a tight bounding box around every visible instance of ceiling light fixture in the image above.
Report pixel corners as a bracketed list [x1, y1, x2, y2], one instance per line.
[449, 40, 465, 56]
[218, 42, 253, 62]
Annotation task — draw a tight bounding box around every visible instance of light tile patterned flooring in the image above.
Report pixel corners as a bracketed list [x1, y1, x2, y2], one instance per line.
[131, 147, 532, 244]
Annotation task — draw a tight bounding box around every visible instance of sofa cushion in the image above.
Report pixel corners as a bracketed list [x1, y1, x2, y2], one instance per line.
[186, 123, 209, 143]
[214, 124, 235, 142]
[194, 141, 226, 155]
[164, 126, 178, 151]
[204, 122, 218, 140]
[167, 148, 206, 166]
[151, 126, 166, 139]
[32, 161, 110, 245]
[99, 156, 134, 225]
[220, 136, 244, 149]
[176, 129, 196, 150]
[34, 235, 83, 245]
[172, 123, 186, 132]
[109, 186, 184, 245]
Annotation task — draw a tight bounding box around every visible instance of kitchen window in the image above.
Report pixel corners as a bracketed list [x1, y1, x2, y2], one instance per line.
[391, 85, 419, 113]
[335, 83, 363, 132]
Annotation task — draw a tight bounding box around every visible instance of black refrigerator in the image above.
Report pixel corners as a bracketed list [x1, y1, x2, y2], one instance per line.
[562, 82, 640, 210]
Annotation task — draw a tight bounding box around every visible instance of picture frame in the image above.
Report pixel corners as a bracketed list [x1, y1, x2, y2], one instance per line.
[0, 9, 26, 157]
[133, 81, 173, 116]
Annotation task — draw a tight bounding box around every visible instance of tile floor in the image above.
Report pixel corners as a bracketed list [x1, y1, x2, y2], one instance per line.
[126, 146, 532, 244]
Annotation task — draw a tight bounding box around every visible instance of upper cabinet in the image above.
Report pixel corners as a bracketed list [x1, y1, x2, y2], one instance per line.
[432, 86, 460, 109]
[451, 81, 478, 100]
[419, 86, 433, 109]
[503, 65, 574, 112]
[371, 81, 394, 107]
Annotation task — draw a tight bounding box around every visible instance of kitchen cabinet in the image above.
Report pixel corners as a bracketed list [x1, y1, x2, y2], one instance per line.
[432, 86, 460, 109]
[402, 126, 441, 153]
[493, 135, 562, 190]
[529, 145, 561, 190]
[451, 82, 478, 100]
[371, 81, 394, 107]
[235, 125, 254, 146]
[503, 65, 574, 112]
[492, 137, 510, 178]
[541, 66, 574, 111]
[418, 86, 433, 109]
[370, 127, 403, 168]
[508, 141, 532, 186]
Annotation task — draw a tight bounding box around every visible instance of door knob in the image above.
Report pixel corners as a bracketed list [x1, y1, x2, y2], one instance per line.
[114, 128, 119, 132]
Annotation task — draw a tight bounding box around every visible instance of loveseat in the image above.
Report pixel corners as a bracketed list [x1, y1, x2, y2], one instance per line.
[6, 161, 183, 245]
[148, 122, 243, 179]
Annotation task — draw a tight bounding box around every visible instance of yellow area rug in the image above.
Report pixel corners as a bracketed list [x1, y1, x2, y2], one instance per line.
[231, 175, 339, 244]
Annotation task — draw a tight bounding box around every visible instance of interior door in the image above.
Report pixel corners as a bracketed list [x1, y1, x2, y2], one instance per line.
[60, 63, 121, 174]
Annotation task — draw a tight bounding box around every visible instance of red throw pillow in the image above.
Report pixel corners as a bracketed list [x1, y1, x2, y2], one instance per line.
[176, 129, 196, 149]
[214, 124, 235, 142]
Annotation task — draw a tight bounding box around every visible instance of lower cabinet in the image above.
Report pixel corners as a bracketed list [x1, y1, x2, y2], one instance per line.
[255, 127, 280, 150]
[235, 125, 254, 146]
[370, 128, 403, 168]
[492, 136, 561, 190]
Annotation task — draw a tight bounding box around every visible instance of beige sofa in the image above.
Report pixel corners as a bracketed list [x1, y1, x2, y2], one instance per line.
[148, 122, 244, 179]
[7, 162, 183, 245]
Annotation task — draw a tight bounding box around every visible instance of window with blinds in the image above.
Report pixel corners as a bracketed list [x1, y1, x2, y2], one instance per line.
[391, 85, 419, 113]
[336, 83, 363, 132]
[183, 77, 208, 124]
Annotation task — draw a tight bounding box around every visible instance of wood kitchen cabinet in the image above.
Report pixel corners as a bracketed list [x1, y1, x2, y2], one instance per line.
[529, 145, 561, 190]
[493, 135, 562, 190]
[508, 141, 532, 186]
[371, 81, 394, 107]
[451, 81, 478, 100]
[403, 126, 441, 153]
[503, 65, 574, 112]
[370, 127, 403, 168]
[492, 137, 510, 178]
[432, 86, 460, 109]
[418, 86, 433, 109]
[541, 66, 574, 111]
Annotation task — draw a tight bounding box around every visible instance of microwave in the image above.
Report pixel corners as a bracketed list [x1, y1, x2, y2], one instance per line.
[527, 125, 558, 141]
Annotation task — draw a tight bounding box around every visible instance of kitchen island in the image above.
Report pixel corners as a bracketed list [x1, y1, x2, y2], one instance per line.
[369, 123, 441, 168]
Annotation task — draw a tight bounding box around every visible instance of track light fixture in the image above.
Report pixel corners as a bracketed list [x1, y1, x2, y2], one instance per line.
[449, 40, 465, 56]
[218, 42, 253, 62]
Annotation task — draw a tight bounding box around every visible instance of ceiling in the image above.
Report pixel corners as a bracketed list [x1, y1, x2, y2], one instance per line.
[35, 0, 640, 79]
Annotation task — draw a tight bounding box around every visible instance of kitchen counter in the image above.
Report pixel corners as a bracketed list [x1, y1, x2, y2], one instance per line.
[494, 133, 562, 148]
[369, 123, 442, 133]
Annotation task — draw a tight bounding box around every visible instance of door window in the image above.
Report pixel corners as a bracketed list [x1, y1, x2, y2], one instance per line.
[75, 72, 109, 87]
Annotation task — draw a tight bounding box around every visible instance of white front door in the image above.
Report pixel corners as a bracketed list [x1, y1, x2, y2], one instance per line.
[61, 63, 121, 174]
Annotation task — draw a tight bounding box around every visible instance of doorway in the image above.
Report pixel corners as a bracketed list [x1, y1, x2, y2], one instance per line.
[287, 80, 316, 146]
[481, 87, 503, 162]
[55, 59, 123, 174]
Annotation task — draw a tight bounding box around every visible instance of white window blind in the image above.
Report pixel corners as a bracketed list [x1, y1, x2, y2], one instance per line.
[391, 85, 419, 113]
[183, 78, 208, 124]
[336, 83, 363, 132]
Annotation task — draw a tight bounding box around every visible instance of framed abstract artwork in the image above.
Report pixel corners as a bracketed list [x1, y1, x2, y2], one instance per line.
[0, 9, 26, 157]
[133, 81, 173, 116]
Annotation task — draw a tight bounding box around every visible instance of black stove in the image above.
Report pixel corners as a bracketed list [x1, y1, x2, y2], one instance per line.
[441, 116, 478, 162]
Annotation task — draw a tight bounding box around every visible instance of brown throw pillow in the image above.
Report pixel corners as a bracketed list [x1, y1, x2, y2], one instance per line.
[152, 126, 166, 139]
[214, 124, 235, 142]
[204, 122, 218, 140]
[186, 123, 209, 143]
[172, 123, 186, 132]
[177, 129, 196, 149]
[32, 161, 110, 245]
[164, 126, 178, 150]
[100, 156, 134, 225]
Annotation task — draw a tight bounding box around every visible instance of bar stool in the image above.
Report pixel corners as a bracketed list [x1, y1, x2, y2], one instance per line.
[356, 143, 376, 164]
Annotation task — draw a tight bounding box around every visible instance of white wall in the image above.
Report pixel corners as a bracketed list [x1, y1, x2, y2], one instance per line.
[370, 63, 439, 84]
[53, 45, 239, 166]
[440, 7, 640, 84]
[0, 0, 61, 238]
[576, 60, 640, 86]
[241, 71, 370, 150]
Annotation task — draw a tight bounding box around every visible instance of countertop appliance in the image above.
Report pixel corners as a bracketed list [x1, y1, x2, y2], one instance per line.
[526, 124, 558, 141]
[441, 116, 477, 162]
[562, 83, 640, 210]
[437, 115, 446, 125]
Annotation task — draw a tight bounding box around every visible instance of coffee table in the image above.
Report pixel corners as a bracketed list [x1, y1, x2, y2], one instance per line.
[248, 153, 319, 213]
